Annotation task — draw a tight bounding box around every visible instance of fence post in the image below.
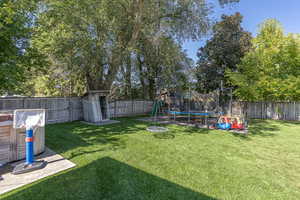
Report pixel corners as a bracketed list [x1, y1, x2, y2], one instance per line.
[114, 100, 117, 118]
[131, 100, 134, 115]
[294, 102, 297, 121]
[260, 102, 263, 119]
[68, 97, 72, 122]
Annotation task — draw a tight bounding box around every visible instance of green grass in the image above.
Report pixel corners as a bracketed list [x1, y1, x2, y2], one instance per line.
[1, 118, 300, 200]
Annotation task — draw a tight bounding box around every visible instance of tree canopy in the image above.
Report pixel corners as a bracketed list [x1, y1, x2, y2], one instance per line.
[1, 0, 241, 98]
[228, 19, 300, 101]
[32, 0, 213, 96]
[0, 0, 40, 94]
[195, 13, 252, 93]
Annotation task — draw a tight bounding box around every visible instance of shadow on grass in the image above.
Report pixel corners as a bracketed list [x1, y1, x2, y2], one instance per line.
[247, 119, 280, 137]
[153, 132, 176, 139]
[2, 157, 217, 200]
[272, 120, 300, 126]
[231, 119, 300, 140]
[45, 116, 298, 156]
[45, 118, 149, 158]
[152, 125, 212, 140]
[185, 127, 211, 135]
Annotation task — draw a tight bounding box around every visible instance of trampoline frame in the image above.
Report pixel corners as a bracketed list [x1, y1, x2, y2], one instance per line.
[168, 111, 212, 116]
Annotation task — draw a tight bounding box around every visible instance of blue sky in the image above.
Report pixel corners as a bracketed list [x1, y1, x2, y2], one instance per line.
[183, 0, 300, 62]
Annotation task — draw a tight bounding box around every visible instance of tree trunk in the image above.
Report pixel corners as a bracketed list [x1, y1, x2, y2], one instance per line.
[137, 54, 149, 99]
[148, 76, 156, 100]
[85, 48, 124, 91]
[124, 53, 132, 98]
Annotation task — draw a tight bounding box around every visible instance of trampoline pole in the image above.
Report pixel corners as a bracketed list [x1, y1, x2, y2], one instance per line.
[188, 85, 191, 123]
[205, 110, 209, 129]
[230, 88, 233, 116]
[168, 103, 170, 120]
[155, 101, 158, 126]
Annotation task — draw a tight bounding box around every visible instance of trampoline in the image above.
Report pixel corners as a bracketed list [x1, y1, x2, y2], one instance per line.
[167, 110, 216, 128]
[168, 111, 212, 116]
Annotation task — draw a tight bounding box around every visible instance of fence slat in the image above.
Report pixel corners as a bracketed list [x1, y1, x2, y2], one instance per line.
[0, 97, 153, 124]
[232, 101, 300, 121]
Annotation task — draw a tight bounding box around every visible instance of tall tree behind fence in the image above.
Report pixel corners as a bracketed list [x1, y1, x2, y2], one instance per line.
[0, 97, 153, 124]
[231, 101, 300, 121]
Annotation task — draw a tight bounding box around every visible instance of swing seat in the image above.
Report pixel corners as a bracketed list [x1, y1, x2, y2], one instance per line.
[217, 123, 231, 130]
[216, 116, 231, 130]
[231, 116, 246, 130]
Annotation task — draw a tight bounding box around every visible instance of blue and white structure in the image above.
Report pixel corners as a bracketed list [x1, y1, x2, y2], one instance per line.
[12, 109, 47, 175]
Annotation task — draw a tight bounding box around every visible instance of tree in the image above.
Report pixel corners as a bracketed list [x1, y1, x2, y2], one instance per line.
[134, 35, 192, 99]
[33, 0, 237, 96]
[110, 35, 191, 100]
[0, 0, 41, 95]
[219, 0, 240, 6]
[195, 13, 252, 93]
[26, 60, 86, 97]
[228, 19, 300, 101]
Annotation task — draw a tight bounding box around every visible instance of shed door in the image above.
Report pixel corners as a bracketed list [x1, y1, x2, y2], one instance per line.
[99, 96, 108, 120]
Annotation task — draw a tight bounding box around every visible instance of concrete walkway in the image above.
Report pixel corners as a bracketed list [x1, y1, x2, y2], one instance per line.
[0, 148, 76, 195]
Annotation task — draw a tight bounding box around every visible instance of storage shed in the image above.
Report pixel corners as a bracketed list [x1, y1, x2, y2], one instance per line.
[82, 90, 110, 123]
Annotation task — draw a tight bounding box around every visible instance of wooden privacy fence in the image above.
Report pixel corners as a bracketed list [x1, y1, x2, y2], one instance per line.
[1, 97, 299, 122]
[108, 100, 153, 118]
[231, 101, 300, 121]
[0, 97, 83, 124]
[0, 97, 153, 124]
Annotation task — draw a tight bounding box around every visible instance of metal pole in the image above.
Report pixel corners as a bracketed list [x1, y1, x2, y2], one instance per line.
[205, 111, 209, 129]
[219, 81, 223, 114]
[25, 128, 34, 164]
[230, 88, 233, 116]
[114, 100, 117, 118]
[188, 85, 191, 123]
[217, 89, 220, 113]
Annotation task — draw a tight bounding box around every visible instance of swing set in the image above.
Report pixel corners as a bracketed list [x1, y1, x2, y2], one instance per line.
[148, 86, 247, 131]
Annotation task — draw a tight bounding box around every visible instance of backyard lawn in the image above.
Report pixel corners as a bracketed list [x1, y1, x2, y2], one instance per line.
[1, 118, 300, 200]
